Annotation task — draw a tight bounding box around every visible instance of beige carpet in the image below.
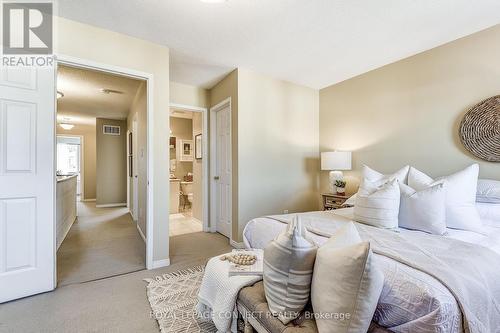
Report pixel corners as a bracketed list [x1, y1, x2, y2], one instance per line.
[0, 232, 232, 333]
[57, 202, 146, 286]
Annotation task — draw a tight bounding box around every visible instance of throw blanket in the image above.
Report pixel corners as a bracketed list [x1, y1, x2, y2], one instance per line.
[267, 214, 500, 333]
[196, 254, 261, 333]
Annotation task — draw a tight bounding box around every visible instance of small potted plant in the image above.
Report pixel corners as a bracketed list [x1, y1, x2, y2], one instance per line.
[335, 179, 346, 195]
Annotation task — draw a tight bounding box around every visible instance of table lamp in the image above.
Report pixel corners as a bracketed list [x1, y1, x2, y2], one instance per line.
[321, 151, 352, 193]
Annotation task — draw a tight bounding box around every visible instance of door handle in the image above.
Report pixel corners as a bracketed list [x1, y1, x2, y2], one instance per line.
[214, 176, 220, 180]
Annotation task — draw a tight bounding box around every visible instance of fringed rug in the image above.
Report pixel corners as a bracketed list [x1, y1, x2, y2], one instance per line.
[144, 266, 217, 333]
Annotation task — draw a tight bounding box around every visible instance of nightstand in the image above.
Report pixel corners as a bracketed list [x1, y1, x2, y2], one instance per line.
[322, 193, 353, 210]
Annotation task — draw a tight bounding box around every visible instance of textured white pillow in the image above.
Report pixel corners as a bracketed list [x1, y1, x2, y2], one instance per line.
[362, 165, 410, 186]
[354, 179, 400, 229]
[477, 179, 500, 204]
[399, 182, 447, 235]
[408, 165, 482, 232]
[311, 222, 384, 333]
[348, 166, 409, 206]
[263, 216, 317, 324]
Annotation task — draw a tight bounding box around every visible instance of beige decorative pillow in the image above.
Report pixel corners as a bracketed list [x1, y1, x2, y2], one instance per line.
[311, 222, 384, 333]
[263, 216, 317, 324]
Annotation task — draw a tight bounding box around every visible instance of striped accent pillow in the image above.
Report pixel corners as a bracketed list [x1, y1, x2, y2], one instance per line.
[353, 179, 400, 229]
[263, 216, 317, 324]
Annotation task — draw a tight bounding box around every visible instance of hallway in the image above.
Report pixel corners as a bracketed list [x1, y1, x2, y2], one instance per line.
[57, 202, 146, 286]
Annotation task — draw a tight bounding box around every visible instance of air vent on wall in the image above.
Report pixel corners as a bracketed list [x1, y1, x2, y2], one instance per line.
[103, 125, 121, 136]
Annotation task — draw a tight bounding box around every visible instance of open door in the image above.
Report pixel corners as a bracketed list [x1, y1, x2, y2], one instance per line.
[0, 65, 56, 302]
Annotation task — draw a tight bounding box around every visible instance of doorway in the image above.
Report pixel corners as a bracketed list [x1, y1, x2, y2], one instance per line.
[57, 135, 83, 201]
[169, 103, 209, 237]
[55, 62, 149, 286]
[210, 98, 232, 239]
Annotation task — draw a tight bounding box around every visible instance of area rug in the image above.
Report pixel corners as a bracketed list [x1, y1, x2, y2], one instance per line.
[144, 266, 218, 333]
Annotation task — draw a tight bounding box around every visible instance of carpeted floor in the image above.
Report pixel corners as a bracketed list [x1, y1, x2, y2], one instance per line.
[57, 202, 146, 286]
[0, 232, 232, 333]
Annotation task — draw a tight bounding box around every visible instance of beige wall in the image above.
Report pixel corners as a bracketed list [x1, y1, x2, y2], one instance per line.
[96, 118, 127, 205]
[56, 17, 171, 262]
[237, 69, 320, 241]
[170, 81, 210, 108]
[128, 82, 148, 237]
[170, 117, 193, 180]
[192, 113, 203, 221]
[209, 69, 320, 242]
[319, 25, 500, 195]
[209, 70, 239, 240]
[57, 124, 96, 200]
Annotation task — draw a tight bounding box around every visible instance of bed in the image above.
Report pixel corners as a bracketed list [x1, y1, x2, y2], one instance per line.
[243, 205, 500, 333]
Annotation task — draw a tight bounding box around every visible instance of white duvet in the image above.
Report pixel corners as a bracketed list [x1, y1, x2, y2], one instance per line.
[242, 207, 500, 333]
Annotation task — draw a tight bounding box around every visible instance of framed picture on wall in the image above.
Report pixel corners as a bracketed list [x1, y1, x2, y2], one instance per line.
[195, 134, 202, 159]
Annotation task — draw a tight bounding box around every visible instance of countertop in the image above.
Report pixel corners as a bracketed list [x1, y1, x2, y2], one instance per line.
[56, 174, 78, 183]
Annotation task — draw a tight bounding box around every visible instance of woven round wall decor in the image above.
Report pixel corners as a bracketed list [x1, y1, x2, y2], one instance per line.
[459, 95, 500, 162]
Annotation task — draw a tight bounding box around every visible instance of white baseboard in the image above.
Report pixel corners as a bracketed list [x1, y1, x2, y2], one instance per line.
[151, 259, 170, 269]
[128, 211, 138, 222]
[82, 198, 96, 202]
[230, 239, 245, 249]
[136, 224, 146, 243]
[95, 203, 127, 208]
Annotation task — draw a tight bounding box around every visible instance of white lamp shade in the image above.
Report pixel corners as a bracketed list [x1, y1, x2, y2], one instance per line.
[321, 151, 352, 171]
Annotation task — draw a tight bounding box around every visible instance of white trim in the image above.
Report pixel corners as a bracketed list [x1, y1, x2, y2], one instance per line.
[230, 240, 245, 249]
[126, 129, 131, 210]
[82, 198, 96, 202]
[57, 54, 156, 271]
[151, 259, 171, 269]
[210, 98, 232, 239]
[168, 103, 209, 233]
[136, 224, 146, 243]
[96, 203, 127, 208]
[170, 103, 207, 113]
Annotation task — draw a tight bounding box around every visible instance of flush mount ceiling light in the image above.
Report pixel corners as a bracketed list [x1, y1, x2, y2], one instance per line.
[57, 91, 64, 99]
[200, 0, 227, 3]
[60, 123, 74, 130]
[100, 88, 124, 95]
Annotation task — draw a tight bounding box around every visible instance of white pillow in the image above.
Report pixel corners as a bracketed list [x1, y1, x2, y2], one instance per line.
[311, 222, 384, 333]
[362, 165, 410, 186]
[263, 216, 317, 324]
[354, 179, 400, 229]
[344, 193, 357, 206]
[348, 166, 409, 206]
[476, 202, 500, 223]
[408, 165, 482, 232]
[399, 182, 447, 235]
[477, 179, 500, 204]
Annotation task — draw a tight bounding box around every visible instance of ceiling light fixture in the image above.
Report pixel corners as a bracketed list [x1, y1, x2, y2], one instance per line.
[100, 88, 124, 95]
[57, 91, 64, 99]
[60, 123, 74, 130]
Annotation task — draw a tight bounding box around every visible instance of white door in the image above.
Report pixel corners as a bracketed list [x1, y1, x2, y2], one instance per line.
[214, 106, 231, 238]
[0, 65, 55, 302]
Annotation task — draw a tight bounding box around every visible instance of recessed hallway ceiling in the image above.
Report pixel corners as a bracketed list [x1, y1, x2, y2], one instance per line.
[57, 65, 143, 125]
[57, 0, 500, 89]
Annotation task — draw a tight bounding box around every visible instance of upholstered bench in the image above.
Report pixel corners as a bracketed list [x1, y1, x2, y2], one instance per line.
[236, 281, 391, 333]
